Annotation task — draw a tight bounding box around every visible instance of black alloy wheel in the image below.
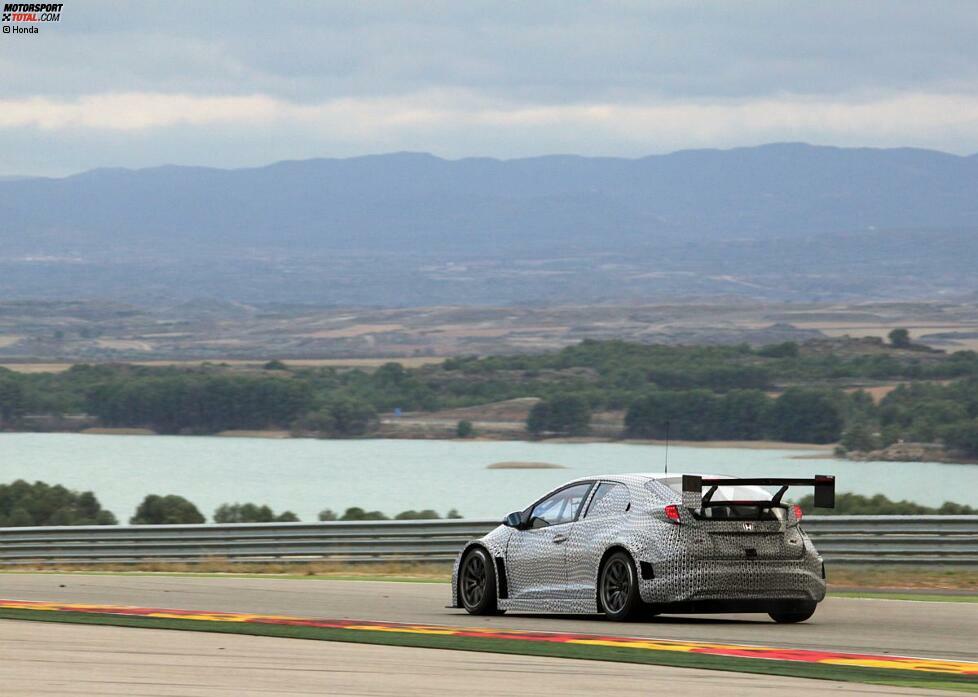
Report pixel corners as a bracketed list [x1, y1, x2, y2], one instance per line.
[599, 551, 641, 621]
[459, 547, 498, 615]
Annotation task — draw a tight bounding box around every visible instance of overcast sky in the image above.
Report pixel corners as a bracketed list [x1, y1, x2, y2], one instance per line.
[3, 0, 978, 176]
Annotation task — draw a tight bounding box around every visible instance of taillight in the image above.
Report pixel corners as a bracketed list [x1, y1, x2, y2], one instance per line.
[792, 504, 804, 521]
[664, 504, 681, 523]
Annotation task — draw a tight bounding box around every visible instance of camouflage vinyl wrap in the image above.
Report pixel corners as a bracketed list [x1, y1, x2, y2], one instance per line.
[452, 473, 826, 614]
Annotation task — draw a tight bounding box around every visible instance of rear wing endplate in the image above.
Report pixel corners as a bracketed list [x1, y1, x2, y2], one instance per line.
[681, 474, 836, 509]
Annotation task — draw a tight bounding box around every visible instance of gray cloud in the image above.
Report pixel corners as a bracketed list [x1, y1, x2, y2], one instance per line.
[3, 0, 978, 175]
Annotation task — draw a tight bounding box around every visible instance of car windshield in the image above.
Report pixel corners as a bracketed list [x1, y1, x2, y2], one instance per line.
[529, 483, 592, 526]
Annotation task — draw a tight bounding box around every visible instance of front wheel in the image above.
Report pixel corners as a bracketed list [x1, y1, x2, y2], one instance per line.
[598, 551, 642, 621]
[459, 548, 498, 615]
[769, 606, 816, 623]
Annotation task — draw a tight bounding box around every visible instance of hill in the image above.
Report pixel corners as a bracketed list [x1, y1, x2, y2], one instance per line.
[2, 144, 977, 304]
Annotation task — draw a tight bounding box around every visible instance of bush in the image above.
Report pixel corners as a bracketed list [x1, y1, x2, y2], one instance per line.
[338, 506, 388, 521]
[840, 423, 880, 452]
[318, 506, 461, 520]
[767, 389, 843, 444]
[756, 342, 800, 358]
[87, 374, 313, 434]
[295, 398, 377, 437]
[0, 480, 117, 527]
[889, 328, 911, 348]
[942, 419, 978, 457]
[527, 395, 591, 436]
[712, 390, 770, 440]
[394, 509, 441, 520]
[455, 420, 474, 437]
[130, 494, 205, 524]
[796, 492, 977, 515]
[0, 378, 27, 424]
[213, 502, 299, 523]
[625, 390, 717, 440]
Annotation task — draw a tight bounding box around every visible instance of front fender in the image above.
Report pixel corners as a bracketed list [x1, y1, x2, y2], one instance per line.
[450, 525, 512, 608]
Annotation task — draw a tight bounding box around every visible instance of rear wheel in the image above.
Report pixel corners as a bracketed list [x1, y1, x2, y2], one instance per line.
[459, 547, 498, 615]
[598, 551, 641, 621]
[769, 606, 816, 623]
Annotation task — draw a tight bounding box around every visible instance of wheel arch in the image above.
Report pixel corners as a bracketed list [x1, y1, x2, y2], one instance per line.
[455, 542, 497, 608]
[594, 544, 638, 610]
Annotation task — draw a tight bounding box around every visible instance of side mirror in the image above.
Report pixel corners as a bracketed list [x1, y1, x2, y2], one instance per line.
[504, 511, 525, 529]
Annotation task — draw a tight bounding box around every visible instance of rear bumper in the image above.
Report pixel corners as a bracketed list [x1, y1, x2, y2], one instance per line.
[648, 598, 817, 614]
[639, 554, 826, 606]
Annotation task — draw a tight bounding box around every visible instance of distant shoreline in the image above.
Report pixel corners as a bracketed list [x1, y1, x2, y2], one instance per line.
[577, 438, 832, 451]
[57, 427, 835, 452]
[29, 429, 962, 464]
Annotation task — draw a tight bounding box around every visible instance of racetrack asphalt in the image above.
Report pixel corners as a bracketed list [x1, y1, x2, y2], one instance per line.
[1, 573, 975, 662]
[0, 619, 952, 696]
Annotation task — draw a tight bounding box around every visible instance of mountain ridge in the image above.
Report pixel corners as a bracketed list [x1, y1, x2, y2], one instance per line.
[1, 143, 976, 304]
[13, 142, 978, 182]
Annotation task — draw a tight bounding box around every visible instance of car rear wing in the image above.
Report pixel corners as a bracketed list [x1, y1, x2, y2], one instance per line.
[681, 474, 836, 510]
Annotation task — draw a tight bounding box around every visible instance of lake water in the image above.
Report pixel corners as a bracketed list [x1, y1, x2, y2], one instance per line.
[0, 433, 974, 522]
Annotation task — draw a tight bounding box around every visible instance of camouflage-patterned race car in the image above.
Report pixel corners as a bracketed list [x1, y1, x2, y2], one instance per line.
[452, 472, 835, 622]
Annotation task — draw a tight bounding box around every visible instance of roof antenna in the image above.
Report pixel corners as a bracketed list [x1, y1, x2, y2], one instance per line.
[664, 419, 671, 475]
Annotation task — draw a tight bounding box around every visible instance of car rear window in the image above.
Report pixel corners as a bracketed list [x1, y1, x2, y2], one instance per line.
[655, 477, 785, 521]
[659, 478, 772, 502]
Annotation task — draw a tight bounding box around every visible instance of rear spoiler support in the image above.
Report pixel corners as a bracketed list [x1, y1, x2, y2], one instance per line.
[681, 475, 836, 510]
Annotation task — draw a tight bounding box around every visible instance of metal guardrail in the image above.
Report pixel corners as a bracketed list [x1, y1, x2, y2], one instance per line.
[1, 516, 976, 566]
[800, 516, 978, 564]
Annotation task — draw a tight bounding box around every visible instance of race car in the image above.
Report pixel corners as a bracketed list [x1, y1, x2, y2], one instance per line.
[451, 472, 835, 622]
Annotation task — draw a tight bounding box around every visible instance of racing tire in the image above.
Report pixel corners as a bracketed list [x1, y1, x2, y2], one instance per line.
[769, 606, 816, 623]
[459, 547, 499, 615]
[598, 551, 642, 621]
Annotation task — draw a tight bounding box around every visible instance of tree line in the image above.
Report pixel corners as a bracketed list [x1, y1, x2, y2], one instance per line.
[796, 492, 977, 515]
[0, 480, 460, 527]
[0, 338, 976, 453]
[2, 480, 971, 527]
[853, 380, 978, 456]
[528, 388, 846, 444]
[528, 381, 978, 455]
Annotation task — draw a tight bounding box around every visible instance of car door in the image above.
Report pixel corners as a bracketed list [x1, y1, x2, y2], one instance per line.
[506, 482, 593, 600]
[564, 481, 631, 599]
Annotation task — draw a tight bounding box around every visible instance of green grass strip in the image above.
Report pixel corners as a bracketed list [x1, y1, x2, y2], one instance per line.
[0, 570, 449, 584]
[0, 608, 975, 693]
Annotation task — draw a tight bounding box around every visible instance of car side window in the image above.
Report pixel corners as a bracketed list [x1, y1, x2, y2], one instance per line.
[584, 482, 629, 519]
[529, 483, 592, 527]
[560, 483, 591, 523]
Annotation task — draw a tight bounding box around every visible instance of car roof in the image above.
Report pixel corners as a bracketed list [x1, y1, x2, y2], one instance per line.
[526, 473, 758, 507]
[565, 472, 728, 484]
